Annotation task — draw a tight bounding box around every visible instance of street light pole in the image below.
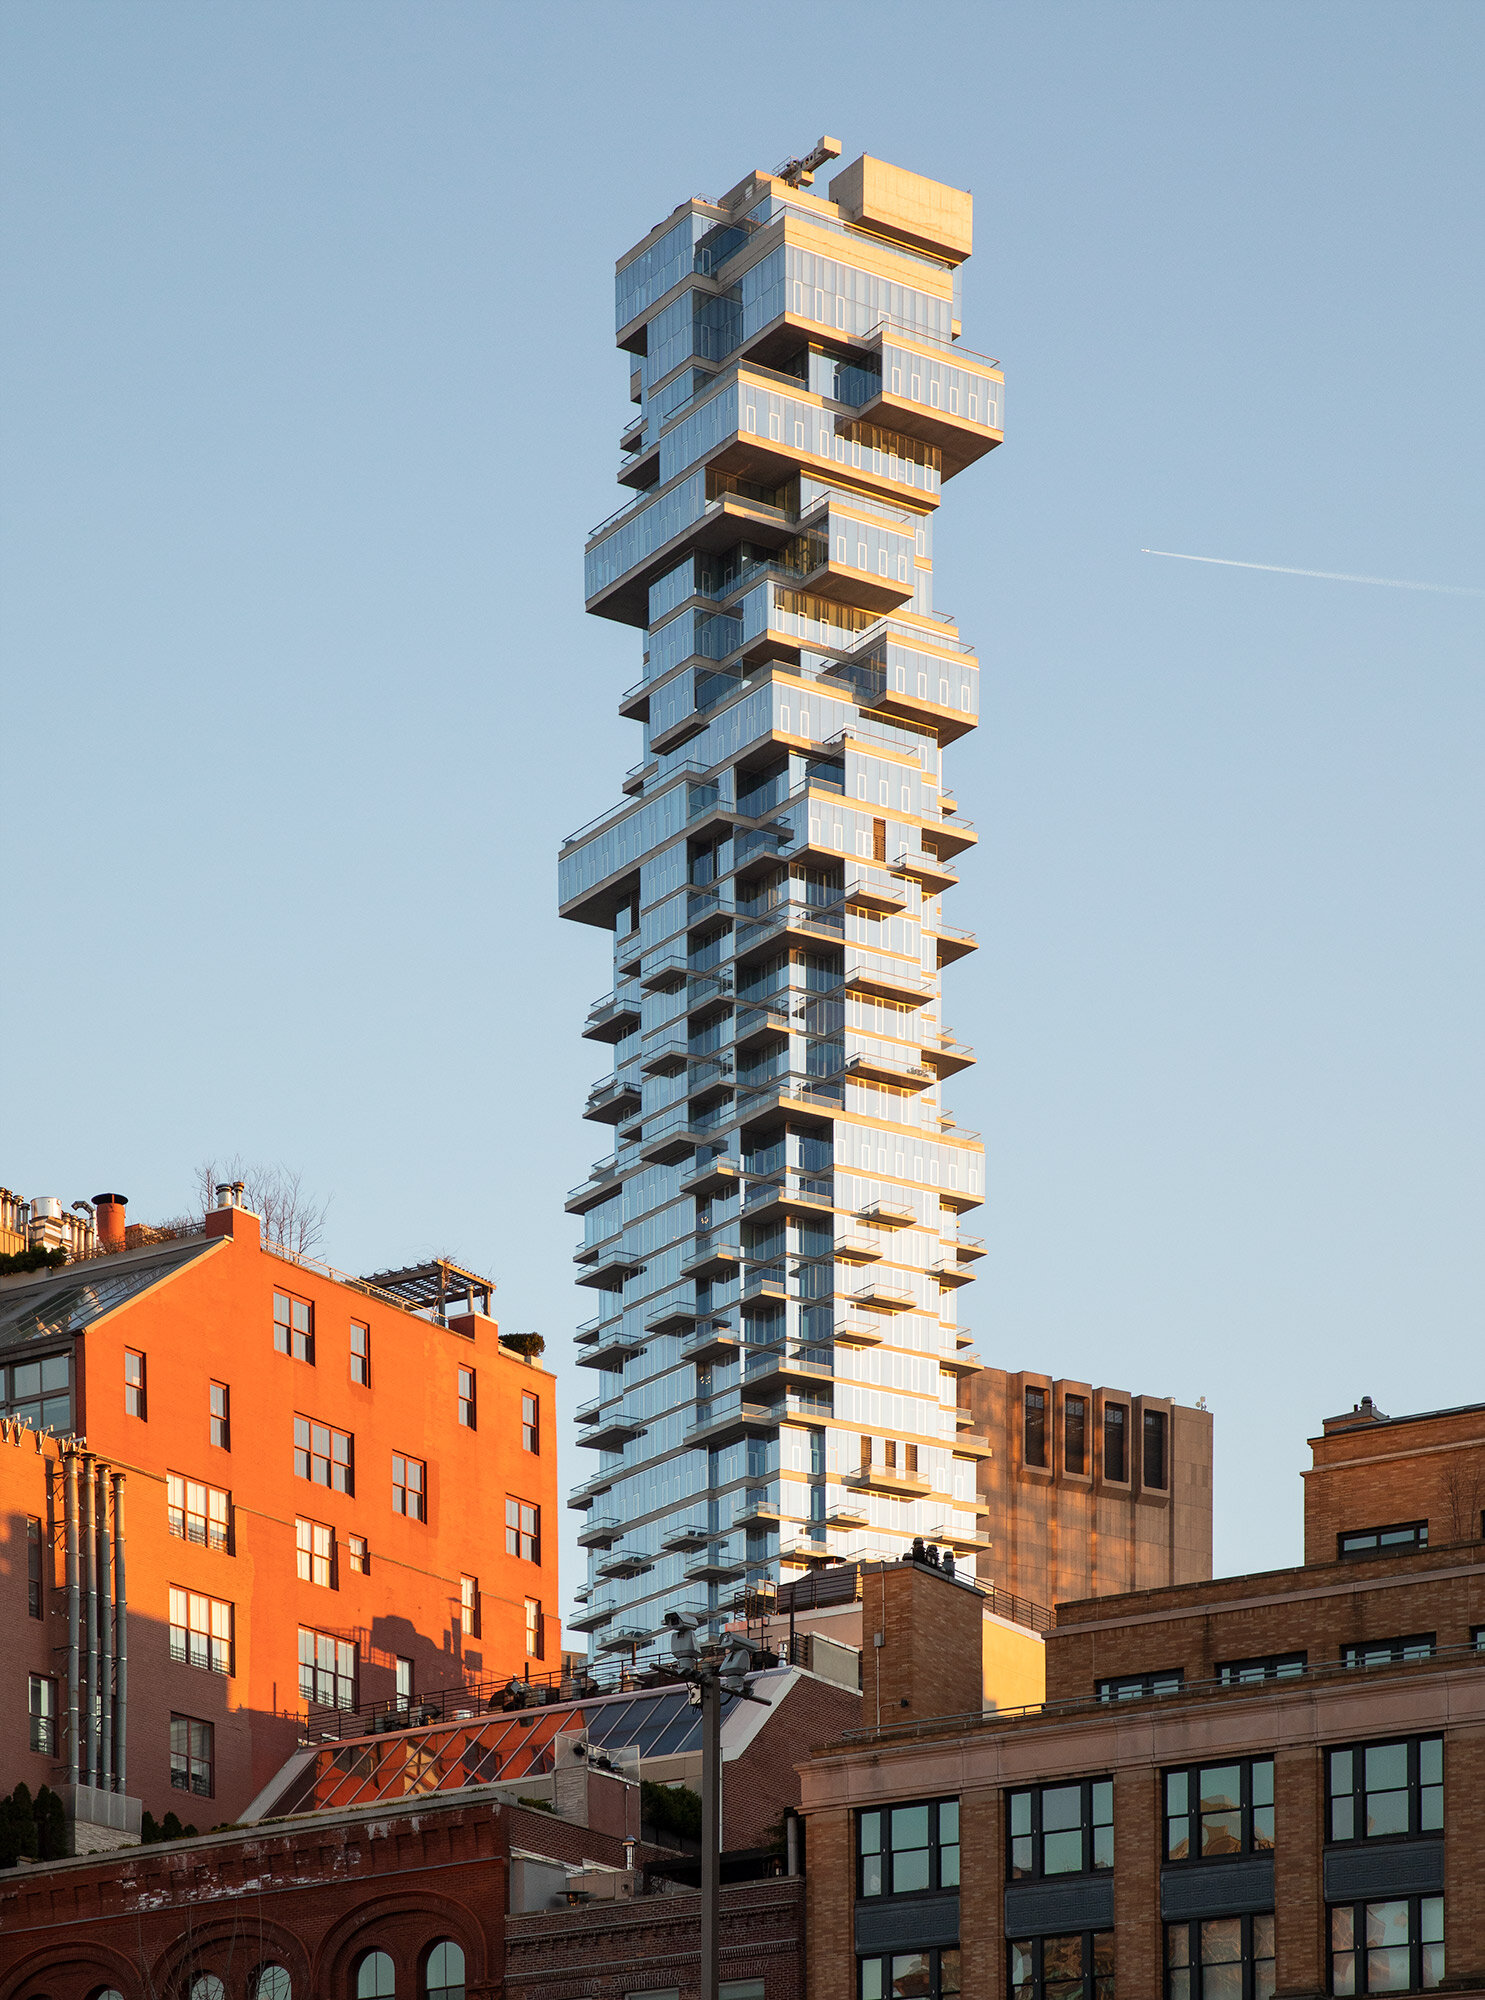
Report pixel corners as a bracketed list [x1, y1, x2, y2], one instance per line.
[699, 1669, 721, 2000]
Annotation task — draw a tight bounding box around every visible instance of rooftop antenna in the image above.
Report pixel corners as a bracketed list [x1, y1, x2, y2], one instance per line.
[776, 135, 842, 189]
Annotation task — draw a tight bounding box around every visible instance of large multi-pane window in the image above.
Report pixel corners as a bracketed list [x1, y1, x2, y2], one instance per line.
[393, 1453, 427, 1521]
[296, 1518, 335, 1587]
[1328, 1737, 1442, 1842]
[1339, 1522, 1427, 1560]
[168, 1473, 232, 1552]
[859, 1950, 960, 1999]
[1008, 1933, 1112, 2000]
[299, 1626, 356, 1709]
[857, 1799, 959, 1896]
[294, 1416, 353, 1493]
[1164, 1758, 1273, 1861]
[1329, 1897, 1443, 1994]
[1009, 1779, 1113, 1877]
[273, 1290, 314, 1362]
[1342, 1635, 1435, 1669]
[169, 1587, 233, 1674]
[506, 1497, 540, 1562]
[1167, 1915, 1275, 2000]
[28, 1674, 56, 1753]
[1098, 1668, 1182, 1702]
[1, 1354, 71, 1434]
[170, 1714, 214, 1796]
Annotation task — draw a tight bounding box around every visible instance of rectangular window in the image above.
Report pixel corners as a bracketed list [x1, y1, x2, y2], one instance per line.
[1024, 1387, 1047, 1468]
[209, 1380, 230, 1450]
[347, 1534, 368, 1574]
[522, 1390, 539, 1454]
[294, 1415, 354, 1493]
[1339, 1521, 1428, 1560]
[1009, 1779, 1113, 1878]
[1103, 1400, 1127, 1481]
[169, 1586, 234, 1674]
[457, 1365, 476, 1429]
[170, 1714, 214, 1796]
[506, 1497, 540, 1562]
[28, 1674, 56, 1754]
[1064, 1395, 1086, 1475]
[525, 1596, 544, 1660]
[1342, 1634, 1436, 1669]
[1329, 1895, 1442, 1994]
[1217, 1653, 1306, 1686]
[273, 1290, 314, 1362]
[1143, 1407, 1168, 1488]
[1166, 1913, 1275, 2000]
[124, 1349, 146, 1418]
[298, 1626, 356, 1709]
[460, 1573, 480, 1637]
[859, 1948, 960, 1999]
[392, 1453, 427, 1521]
[2, 1352, 71, 1433]
[26, 1516, 43, 1619]
[857, 1798, 959, 1897]
[395, 1656, 413, 1711]
[350, 1322, 370, 1386]
[296, 1517, 335, 1587]
[1165, 1758, 1273, 1862]
[167, 1473, 232, 1552]
[1328, 1736, 1442, 1843]
[1098, 1668, 1183, 1702]
[1007, 1933, 1112, 2000]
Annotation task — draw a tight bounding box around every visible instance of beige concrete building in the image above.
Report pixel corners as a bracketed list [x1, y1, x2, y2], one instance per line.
[968, 1367, 1212, 1611]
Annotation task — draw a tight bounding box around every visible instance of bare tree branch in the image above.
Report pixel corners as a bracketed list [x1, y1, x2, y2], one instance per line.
[194, 1156, 332, 1259]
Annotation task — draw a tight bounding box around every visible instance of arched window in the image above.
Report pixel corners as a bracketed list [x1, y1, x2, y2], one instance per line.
[424, 1943, 464, 2000]
[355, 1954, 395, 2000]
[253, 1969, 291, 2000]
[89, 1989, 124, 2000]
[191, 1978, 226, 2000]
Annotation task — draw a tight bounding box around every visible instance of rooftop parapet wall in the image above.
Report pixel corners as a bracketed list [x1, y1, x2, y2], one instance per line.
[1304, 1399, 1485, 1563]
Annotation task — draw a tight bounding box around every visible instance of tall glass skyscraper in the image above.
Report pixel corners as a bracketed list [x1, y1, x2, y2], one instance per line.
[561, 147, 1004, 1660]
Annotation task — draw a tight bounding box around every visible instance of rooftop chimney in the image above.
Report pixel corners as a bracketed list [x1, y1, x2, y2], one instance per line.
[93, 1194, 128, 1254]
[1322, 1395, 1391, 1435]
[215, 1182, 246, 1210]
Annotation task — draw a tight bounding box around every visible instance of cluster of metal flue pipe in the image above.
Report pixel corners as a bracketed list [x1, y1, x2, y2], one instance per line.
[59, 1449, 128, 1793]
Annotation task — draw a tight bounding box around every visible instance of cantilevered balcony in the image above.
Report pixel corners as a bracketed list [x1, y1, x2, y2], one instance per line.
[600, 1625, 653, 1653]
[844, 960, 933, 1005]
[827, 1502, 871, 1529]
[892, 848, 959, 895]
[849, 1276, 918, 1313]
[685, 1393, 773, 1447]
[576, 1409, 648, 1452]
[681, 1322, 741, 1366]
[679, 1232, 740, 1282]
[734, 904, 846, 965]
[741, 1174, 834, 1225]
[576, 1513, 623, 1549]
[660, 1522, 712, 1553]
[844, 1049, 933, 1090]
[681, 1151, 742, 1200]
[834, 1231, 882, 1263]
[573, 1245, 643, 1291]
[938, 1346, 982, 1377]
[584, 1073, 642, 1125]
[834, 1315, 885, 1348]
[921, 1037, 976, 1082]
[931, 1254, 977, 1288]
[567, 1595, 617, 1633]
[845, 1461, 933, 1500]
[935, 922, 978, 968]
[743, 1347, 834, 1394]
[684, 1549, 748, 1584]
[597, 1547, 655, 1580]
[639, 1024, 690, 1076]
[858, 1198, 919, 1228]
[846, 874, 908, 914]
[579, 1324, 645, 1368]
[582, 990, 642, 1044]
[851, 336, 1005, 479]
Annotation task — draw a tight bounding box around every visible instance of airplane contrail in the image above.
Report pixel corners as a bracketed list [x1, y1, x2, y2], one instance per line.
[1141, 548, 1485, 597]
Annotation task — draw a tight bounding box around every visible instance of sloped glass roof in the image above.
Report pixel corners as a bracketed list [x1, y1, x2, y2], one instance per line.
[0, 1244, 208, 1352]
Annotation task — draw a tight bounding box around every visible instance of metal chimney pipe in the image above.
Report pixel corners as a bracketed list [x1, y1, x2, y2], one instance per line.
[96, 1464, 114, 1792]
[111, 1472, 128, 1794]
[81, 1453, 99, 1787]
[92, 1194, 128, 1253]
[64, 1453, 81, 1784]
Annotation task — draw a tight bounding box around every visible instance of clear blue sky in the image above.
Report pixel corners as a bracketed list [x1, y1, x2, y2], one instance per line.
[3, 3, 1482, 1611]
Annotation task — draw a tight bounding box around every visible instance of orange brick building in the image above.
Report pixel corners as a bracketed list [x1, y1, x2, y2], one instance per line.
[0, 1191, 560, 1841]
[800, 1394, 1485, 1999]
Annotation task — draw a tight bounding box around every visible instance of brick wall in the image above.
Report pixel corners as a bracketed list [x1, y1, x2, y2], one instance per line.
[804, 1805, 853, 2000]
[1273, 1745, 1322, 1995]
[505, 1876, 804, 2000]
[958, 1785, 1002, 1997]
[858, 1560, 982, 1726]
[725, 1668, 860, 1850]
[1304, 1405, 1485, 1562]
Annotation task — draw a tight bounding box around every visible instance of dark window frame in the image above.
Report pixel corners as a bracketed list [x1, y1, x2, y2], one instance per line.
[1008, 1777, 1113, 1879]
[28, 1672, 56, 1753]
[856, 1797, 960, 1899]
[1064, 1394, 1087, 1475]
[1102, 1402, 1127, 1482]
[506, 1496, 541, 1563]
[1143, 1407, 1168, 1488]
[1098, 1668, 1184, 1702]
[1338, 1521, 1428, 1560]
[1164, 1756, 1274, 1863]
[170, 1713, 214, 1797]
[273, 1290, 315, 1363]
[1023, 1387, 1047, 1468]
[124, 1348, 147, 1419]
[1165, 1911, 1275, 2000]
[293, 1415, 354, 1494]
[209, 1380, 230, 1451]
[392, 1452, 427, 1522]
[1341, 1634, 1436, 1669]
[1326, 1734, 1442, 1844]
[1216, 1653, 1306, 1686]
[858, 1947, 960, 2000]
[350, 1322, 370, 1387]
[1008, 1930, 1113, 2000]
[26, 1515, 43, 1619]
[1327, 1892, 1443, 1995]
[522, 1389, 539, 1454]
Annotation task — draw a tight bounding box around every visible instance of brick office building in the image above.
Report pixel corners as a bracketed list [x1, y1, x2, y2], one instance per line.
[800, 1395, 1485, 1998]
[0, 1660, 849, 2000]
[0, 1187, 560, 1842]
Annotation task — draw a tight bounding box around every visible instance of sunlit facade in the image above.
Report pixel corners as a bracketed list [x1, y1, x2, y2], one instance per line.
[560, 148, 1004, 1657]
